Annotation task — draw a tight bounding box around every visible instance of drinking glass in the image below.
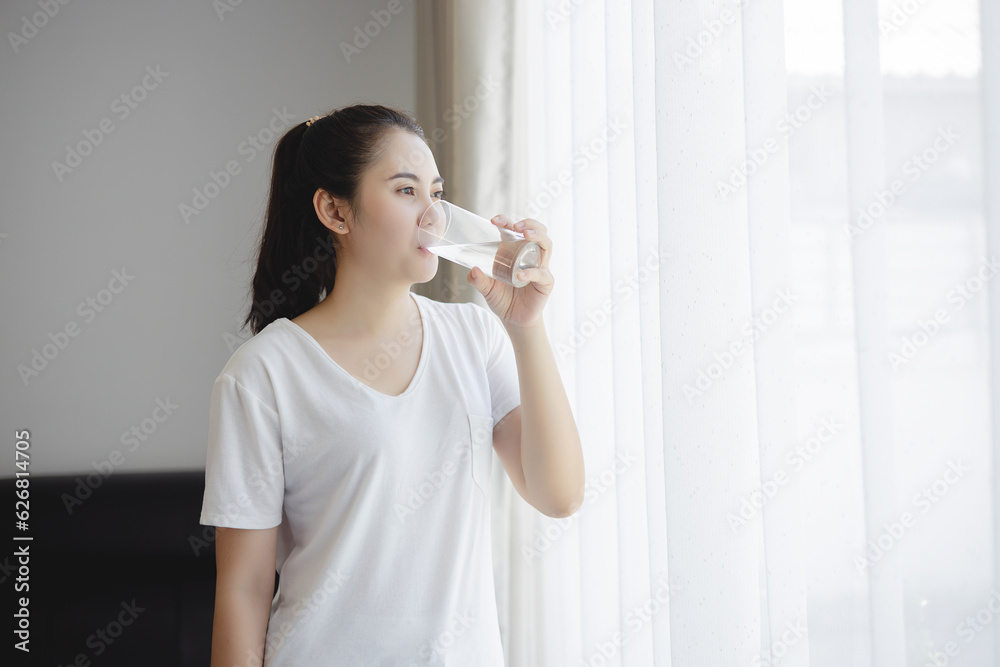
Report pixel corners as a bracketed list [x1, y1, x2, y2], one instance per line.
[417, 200, 542, 288]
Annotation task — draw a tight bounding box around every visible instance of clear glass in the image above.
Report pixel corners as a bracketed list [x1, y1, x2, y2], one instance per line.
[418, 200, 542, 288]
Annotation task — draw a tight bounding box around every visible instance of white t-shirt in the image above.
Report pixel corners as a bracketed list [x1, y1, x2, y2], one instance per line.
[199, 292, 520, 666]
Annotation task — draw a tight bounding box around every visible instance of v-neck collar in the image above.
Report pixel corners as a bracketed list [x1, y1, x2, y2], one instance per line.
[279, 292, 429, 400]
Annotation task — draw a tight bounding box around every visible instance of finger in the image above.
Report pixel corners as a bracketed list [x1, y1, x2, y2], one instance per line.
[515, 266, 554, 288]
[512, 218, 547, 235]
[520, 228, 552, 267]
[467, 266, 485, 292]
[490, 214, 517, 230]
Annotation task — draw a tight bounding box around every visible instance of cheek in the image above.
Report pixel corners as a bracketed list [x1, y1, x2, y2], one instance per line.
[366, 198, 414, 242]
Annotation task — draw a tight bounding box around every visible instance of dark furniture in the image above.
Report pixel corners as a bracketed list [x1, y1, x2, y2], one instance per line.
[2, 470, 265, 666]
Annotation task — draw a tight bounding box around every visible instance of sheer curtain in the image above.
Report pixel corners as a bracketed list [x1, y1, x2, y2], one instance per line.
[417, 0, 996, 665]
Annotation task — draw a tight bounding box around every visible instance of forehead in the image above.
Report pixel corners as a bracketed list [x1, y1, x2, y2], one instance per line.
[374, 130, 439, 176]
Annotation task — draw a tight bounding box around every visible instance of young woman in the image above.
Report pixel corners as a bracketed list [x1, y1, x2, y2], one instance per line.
[199, 104, 584, 666]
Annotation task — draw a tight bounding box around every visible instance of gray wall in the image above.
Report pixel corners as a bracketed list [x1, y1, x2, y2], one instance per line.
[1, 0, 416, 476]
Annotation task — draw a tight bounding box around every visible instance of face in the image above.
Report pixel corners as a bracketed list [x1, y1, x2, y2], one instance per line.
[344, 129, 445, 285]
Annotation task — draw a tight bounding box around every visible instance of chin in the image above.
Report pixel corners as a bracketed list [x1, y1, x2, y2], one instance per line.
[411, 255, 438, 284]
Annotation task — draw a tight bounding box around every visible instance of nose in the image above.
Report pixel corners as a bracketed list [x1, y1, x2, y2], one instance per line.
[418, 191, 437, 215]
[419, 199, 447, 237]
[417, 197, 438, 228]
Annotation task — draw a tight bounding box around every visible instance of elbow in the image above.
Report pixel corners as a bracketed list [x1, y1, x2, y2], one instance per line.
[541, 487, 585, 519]
[546, 506, 578, 519]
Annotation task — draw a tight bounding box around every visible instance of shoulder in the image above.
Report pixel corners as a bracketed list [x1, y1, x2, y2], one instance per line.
[213, 319, 291, 407]
[412, 292, 494, 341]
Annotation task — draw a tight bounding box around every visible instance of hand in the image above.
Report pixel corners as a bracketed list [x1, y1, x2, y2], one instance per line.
[466, 214, 554, 328]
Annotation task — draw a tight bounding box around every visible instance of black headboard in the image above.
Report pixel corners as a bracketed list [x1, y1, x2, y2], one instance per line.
[3, 471, 228, 666]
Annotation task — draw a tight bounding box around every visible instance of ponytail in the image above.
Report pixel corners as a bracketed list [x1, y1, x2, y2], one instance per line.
[241, 104, 425, 336]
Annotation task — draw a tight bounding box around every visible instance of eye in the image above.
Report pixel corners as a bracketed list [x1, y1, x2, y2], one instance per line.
[398, 186, 446, 199]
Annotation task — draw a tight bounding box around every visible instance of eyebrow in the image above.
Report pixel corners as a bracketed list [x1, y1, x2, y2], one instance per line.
[387, 172, 444, 185]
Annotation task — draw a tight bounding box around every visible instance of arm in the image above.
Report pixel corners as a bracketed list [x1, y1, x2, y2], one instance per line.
[210, 526, 278, 667]
[493, 320, 585, 518]
[467, 213, 585, 518]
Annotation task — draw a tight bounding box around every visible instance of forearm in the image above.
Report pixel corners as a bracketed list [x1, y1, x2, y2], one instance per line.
[211, 585, 272, 667]
[504, 320, 585, 517]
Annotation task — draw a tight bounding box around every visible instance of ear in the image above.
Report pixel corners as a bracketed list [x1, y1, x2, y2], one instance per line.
[313, 188, 351, 234]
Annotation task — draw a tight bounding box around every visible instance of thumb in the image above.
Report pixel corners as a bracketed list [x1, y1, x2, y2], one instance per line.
[467, 266, 482, 289]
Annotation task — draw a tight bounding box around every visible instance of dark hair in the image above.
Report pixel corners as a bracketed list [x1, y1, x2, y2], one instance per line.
[241, 104, 426, 336]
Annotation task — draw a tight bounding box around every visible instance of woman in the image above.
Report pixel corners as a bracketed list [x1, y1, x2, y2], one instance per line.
[200, 103, 584, 666]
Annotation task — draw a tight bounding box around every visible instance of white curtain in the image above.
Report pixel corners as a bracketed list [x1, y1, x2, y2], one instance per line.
[417, 0, 996, 665]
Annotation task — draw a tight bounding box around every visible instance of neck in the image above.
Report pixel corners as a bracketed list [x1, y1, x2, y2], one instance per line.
[316, 260, 417, 338]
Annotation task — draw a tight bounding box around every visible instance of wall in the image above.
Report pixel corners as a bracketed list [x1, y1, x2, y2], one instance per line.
[0, 0, 417, 475]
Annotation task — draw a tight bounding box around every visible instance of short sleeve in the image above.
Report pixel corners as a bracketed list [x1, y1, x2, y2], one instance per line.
[483, 309, 521, 425]
[199, 373, 284, 529]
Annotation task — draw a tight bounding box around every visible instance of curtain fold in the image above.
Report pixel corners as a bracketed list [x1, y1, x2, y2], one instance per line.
[842, 0, 904, 663]
[986, 0, 1000, 660]
[741, 0, 811, 664]
[414, 3, 542, 663]
[416, 0, 995, 665]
